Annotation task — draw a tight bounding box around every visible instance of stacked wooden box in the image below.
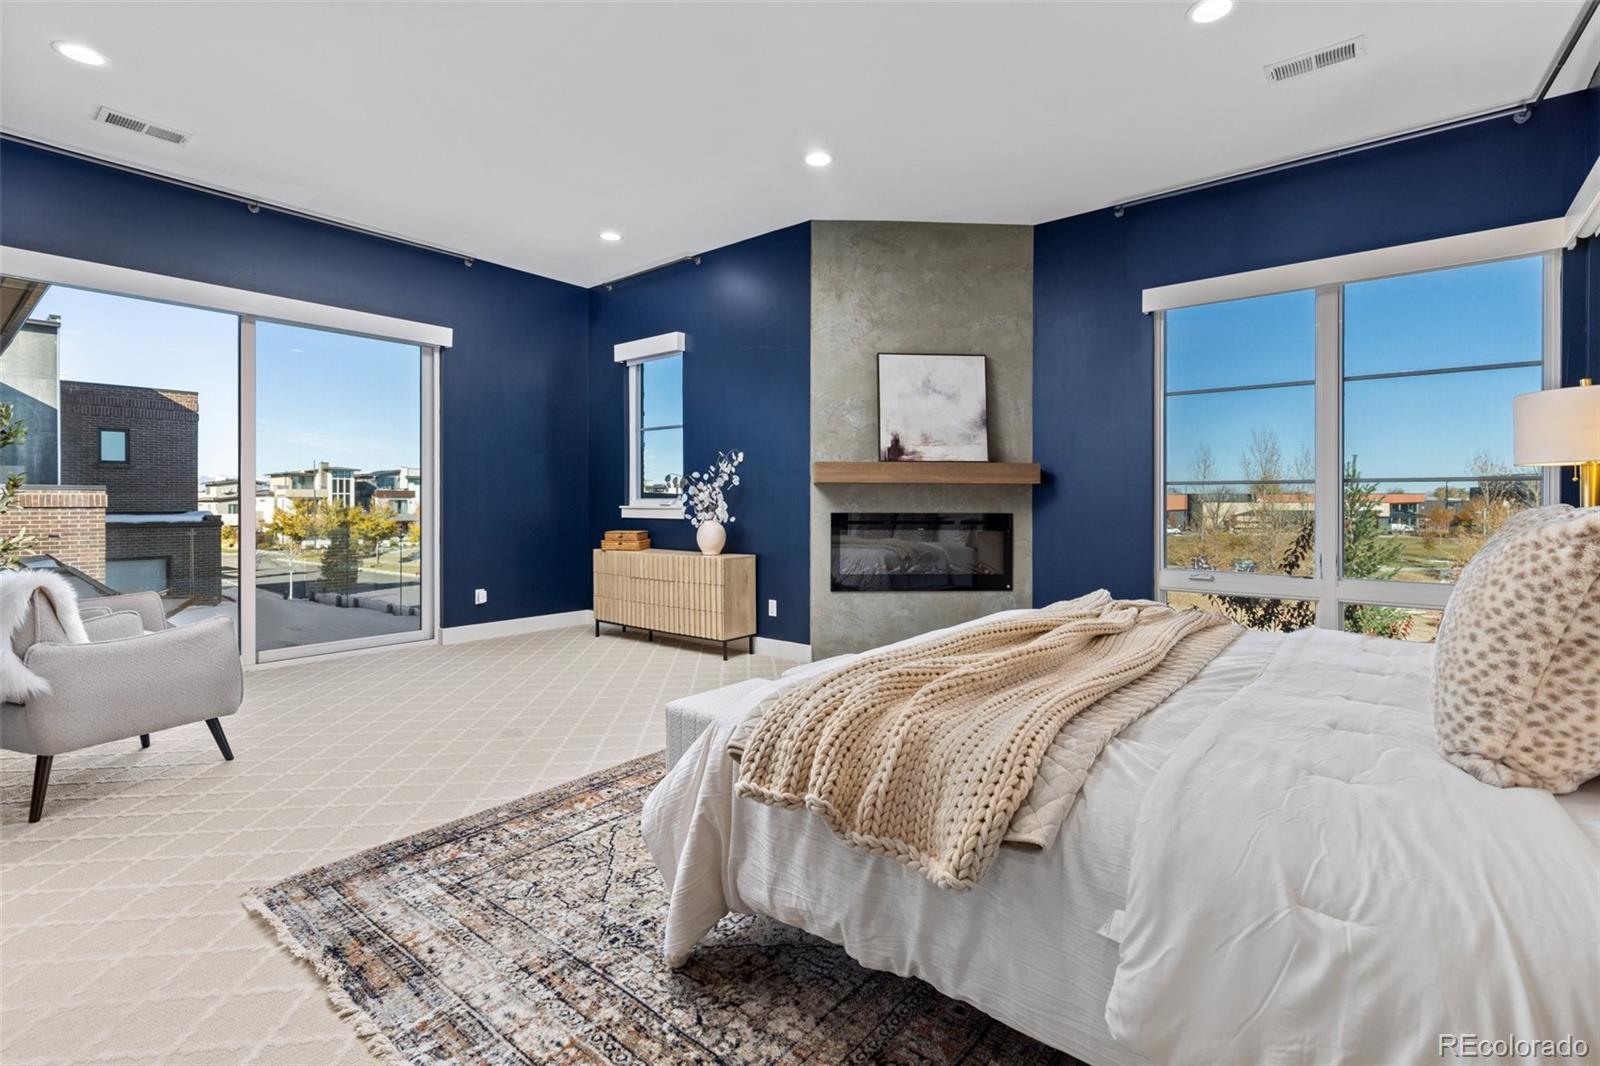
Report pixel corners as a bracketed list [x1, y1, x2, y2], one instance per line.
[601, 529, 651, 551]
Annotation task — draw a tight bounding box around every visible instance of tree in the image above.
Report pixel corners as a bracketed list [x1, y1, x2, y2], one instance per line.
[352, 503, 399, 554]
[1341, 459, 1411, 638]
[1240, 428, 1300, 572]
[0, 403, 33, 568]
[321, 519, 359, 593]
[1188, 444, 1228, 545]
[1213, 518, 1317, 632]
[263, 498, 317, 546]
[1466, 450, 1532, 544]
[262, 499, 320, 600]
[1342, 459, 1403, 581]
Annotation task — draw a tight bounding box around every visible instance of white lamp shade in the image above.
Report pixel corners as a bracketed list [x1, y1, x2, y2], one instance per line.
[1513, 384, 1600, 465]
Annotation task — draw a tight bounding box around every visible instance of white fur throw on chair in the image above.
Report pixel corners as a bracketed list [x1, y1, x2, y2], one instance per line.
[1, 571, 90, 702]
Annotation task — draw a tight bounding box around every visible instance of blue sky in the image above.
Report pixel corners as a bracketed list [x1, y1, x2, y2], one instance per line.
[34, 286, 421, 480]
[640, 355, 683, 489]
[1166, 256, 1542, 485]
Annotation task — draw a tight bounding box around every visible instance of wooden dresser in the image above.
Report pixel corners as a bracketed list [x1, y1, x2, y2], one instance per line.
[593, 549, 757, 659]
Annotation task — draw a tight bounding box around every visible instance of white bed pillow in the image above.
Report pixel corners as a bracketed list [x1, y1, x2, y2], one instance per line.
[1432, 505, 1600, 793]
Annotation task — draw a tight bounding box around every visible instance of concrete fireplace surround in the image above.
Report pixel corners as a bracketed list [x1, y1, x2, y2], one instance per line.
[809, 221, 1034, 660]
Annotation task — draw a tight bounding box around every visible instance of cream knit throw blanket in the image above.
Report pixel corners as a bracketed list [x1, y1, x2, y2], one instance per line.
[734, 590, 1238, 890]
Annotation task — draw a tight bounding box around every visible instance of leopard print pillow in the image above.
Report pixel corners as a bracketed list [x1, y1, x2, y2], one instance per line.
[1432, 505, 1600, 793]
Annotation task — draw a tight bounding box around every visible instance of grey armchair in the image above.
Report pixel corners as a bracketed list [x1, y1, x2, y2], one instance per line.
[3, 590, 243, 822]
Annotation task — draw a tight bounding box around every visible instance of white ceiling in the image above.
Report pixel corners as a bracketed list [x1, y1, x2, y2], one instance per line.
[1, 2, 1593, 288]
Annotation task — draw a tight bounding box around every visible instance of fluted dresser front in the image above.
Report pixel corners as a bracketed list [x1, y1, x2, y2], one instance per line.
[593, 548, 757, 659]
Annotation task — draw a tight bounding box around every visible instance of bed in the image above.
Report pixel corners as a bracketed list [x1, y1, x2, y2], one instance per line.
[642, 609, 1600, 1065]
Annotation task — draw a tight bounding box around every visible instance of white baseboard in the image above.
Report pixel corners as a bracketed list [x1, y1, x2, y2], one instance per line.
[441, 610, 809, 660]
[441, 609, 594, 645]
[754, 636, 810, 661]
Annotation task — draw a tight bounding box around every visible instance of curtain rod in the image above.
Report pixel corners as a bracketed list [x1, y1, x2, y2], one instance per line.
[599, 255, 702, 292]
[0, 132, 480, 267]
[1112, 0, 1599, 216]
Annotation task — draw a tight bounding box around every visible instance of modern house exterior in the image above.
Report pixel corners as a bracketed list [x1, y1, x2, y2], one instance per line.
[59, 379, 223, 601]
[359, 467, 420, 525]
[266, 461, 358, 509]
[198, 477, 274, 528]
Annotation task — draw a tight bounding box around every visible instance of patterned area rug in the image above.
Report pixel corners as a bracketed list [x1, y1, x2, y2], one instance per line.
[246, 754, 1072, 1065]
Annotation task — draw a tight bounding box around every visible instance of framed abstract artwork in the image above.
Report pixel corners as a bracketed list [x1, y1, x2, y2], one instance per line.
[877, 353, 989, 461]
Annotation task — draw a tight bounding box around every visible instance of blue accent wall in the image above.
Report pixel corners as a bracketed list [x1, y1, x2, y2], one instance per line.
[587, 224, 811, 645]
[0, 138, 592, 629]
[1033, 87, 1600, 605]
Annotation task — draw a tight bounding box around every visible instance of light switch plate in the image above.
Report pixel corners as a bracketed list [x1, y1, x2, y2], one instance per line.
[474, 588, 488, 605]
[767, 599, 778, 617]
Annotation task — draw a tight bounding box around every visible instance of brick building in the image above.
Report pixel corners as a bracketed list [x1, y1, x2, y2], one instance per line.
[0, 485, 108, 579]
[57, 381, 223, 602]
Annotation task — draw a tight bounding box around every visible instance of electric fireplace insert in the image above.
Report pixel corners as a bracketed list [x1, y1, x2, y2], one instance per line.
[830, 512, 1013, 592]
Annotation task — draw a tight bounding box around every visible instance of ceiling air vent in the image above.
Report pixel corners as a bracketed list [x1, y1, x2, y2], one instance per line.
[1265, 36, 1365, 83]
[93, 106, 191, 146]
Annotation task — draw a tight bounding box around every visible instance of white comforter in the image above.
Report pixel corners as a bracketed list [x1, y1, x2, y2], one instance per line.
[643, 620, 1600, 1064]
[1107, 627, 1600, 1064]
[643, 615, 1279, 1064]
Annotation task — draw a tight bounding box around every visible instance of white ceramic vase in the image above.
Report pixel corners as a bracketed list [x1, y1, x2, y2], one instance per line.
[696, 520, 727, 556]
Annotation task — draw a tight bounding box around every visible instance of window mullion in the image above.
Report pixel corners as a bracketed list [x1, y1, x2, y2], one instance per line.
[1313, 285, 1343, 630]
[626, 362, 642, 504]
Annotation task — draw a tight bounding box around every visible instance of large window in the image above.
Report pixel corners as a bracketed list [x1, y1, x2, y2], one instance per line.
[1156, 252, 1556, 638]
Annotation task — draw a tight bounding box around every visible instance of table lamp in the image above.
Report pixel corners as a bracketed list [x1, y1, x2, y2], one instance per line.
[1514, 378, 1600, 508]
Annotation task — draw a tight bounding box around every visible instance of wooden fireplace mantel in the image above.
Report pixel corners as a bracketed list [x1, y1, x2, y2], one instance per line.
[811, 461, 1042, 486]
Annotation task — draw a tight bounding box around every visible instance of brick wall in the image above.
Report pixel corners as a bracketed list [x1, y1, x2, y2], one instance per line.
[60, 381, 200, 514]
[107, 516, 223, 603]
[0, 486, 108, 579]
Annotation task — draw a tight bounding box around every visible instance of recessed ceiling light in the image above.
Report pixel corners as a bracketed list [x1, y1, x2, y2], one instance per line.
[51, 40, 107, 66]
[805, 151, 833, 168]
[1186, 0, 1233, 24]
[599, 230, 622, 242]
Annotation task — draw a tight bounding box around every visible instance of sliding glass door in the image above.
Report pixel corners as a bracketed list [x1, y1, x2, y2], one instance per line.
[0, 268, 437, 665]
[247, 320, 432, 660]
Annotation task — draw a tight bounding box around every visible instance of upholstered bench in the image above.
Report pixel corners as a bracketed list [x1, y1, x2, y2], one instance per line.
[664, 678, 775, 770]
[663, 656, 852, 770]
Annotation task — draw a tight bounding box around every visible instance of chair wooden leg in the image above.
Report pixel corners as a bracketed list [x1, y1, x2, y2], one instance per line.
[205, 718, 234, 762]
[28, 756, 53, 823]
[139, 734, 150, 749]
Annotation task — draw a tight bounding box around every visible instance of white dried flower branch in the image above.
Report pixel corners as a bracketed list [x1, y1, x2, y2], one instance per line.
[676, 450, 745, 528]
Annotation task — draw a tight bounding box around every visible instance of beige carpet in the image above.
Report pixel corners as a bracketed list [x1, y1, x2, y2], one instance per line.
[0, 625, 793, 1066]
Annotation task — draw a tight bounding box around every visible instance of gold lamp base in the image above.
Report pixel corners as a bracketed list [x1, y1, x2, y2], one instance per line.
[1580, 461, 1600, 510]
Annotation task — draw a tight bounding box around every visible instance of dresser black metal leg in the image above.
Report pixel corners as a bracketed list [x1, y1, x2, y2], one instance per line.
[29, 756, 53, 823]
[139, 734, 151, 749]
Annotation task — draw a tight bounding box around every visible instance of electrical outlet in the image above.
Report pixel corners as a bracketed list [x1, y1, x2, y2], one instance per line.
[767, 599, 778, 617]
[474, 588, 488, 605]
